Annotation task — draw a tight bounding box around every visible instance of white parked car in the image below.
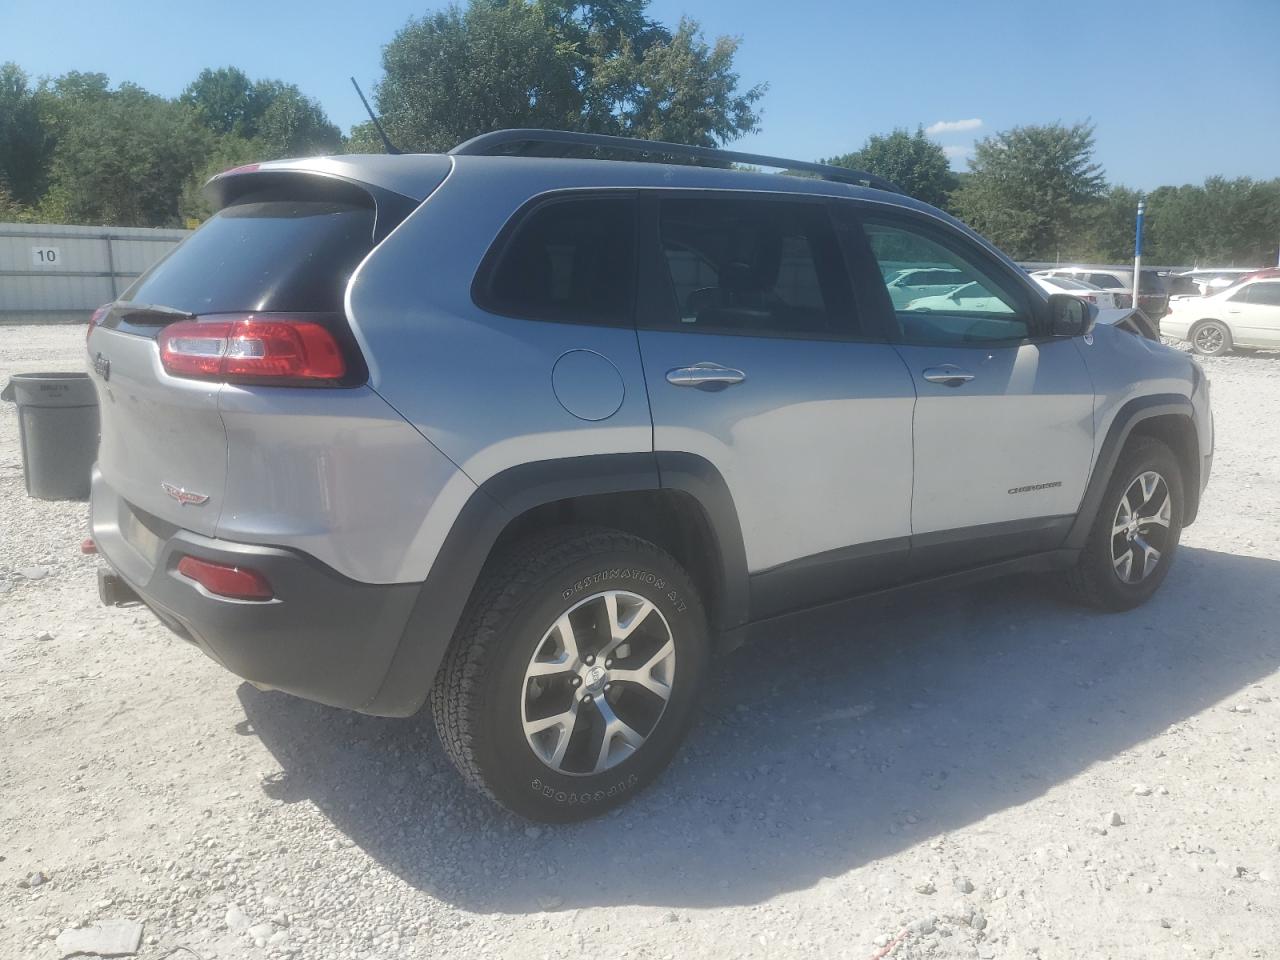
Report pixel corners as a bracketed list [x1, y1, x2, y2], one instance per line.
[883, 266, 964, 308]
[1032, 273, 1117, 308]
[1162, 278, 1280, 355]
[1032, 267, 1169, 318]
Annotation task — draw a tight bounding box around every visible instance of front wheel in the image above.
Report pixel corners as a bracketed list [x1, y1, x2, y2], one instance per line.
[1190, 319, 1232, 356]
[430, 527, 709, 822]
[1067, 436, 1184, 611]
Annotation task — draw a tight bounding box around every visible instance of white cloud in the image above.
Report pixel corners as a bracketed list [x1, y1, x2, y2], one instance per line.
[925, 118, 983, 136]
[942, 144, 972, 160]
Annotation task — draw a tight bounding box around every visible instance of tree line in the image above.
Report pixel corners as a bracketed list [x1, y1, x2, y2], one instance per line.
[2, 0, 1276, 266]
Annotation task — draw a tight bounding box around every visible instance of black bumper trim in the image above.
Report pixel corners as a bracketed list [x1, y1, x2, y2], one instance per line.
[93, 491, 420, 715]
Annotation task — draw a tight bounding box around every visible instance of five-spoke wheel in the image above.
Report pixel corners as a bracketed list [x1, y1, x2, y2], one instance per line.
[1110, 470, 1173, 584]
[522, 590, 676, 775]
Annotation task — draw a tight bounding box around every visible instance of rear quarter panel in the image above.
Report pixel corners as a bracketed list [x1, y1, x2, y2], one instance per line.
[345, 160, 653, 488]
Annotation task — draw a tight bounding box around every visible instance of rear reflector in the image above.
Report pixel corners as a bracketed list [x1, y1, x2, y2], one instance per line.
[87, 304, 109, 343]
[177, 555, 274, 601]
[158, 316, 346, 384]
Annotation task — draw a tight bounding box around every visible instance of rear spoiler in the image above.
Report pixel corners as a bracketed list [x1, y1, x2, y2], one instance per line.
[203, 167, 427, 244]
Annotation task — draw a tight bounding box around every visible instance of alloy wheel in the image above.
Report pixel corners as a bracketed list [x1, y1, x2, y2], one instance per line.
[521, 590, 675, 776]
[1111, 470, 1173, 584]
[1194, 323, 1226, 354]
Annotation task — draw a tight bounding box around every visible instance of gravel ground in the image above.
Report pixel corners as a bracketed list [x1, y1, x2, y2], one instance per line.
[2, 324, 1278, 960]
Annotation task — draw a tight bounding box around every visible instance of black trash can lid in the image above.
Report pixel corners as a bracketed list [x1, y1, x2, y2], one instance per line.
[2, 372, 98, 407]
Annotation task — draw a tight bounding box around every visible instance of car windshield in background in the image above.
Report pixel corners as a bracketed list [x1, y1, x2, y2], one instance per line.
[122, 198, 377, 315]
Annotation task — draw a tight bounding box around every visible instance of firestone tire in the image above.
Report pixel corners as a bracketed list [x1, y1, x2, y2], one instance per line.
[1067, 436, 1184, 612]
[430, 526, 709, 822]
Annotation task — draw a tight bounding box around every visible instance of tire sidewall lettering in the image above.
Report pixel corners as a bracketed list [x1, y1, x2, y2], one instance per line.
[561, 567, 684, 613]
[531, 773, 639, 805]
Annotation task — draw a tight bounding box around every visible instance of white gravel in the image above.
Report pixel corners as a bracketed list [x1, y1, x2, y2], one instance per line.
[2, 324, 1279, 959]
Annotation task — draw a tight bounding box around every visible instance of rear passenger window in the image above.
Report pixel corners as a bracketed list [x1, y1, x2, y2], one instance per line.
[1247, 282, 1280, 306]
[655, 197, 856, 336]
[481, 197, 635, 325]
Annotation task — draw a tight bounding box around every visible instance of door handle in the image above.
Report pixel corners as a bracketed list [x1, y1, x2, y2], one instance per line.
[921, 365, 975, 387]
[666, 362, 746, 390]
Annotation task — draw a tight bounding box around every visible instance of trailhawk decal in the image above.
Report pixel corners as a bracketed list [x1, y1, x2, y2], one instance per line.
[1008, 481, 1063, 495]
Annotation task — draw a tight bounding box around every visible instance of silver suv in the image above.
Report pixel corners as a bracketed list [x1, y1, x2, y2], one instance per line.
[87, 130, 1214, 822]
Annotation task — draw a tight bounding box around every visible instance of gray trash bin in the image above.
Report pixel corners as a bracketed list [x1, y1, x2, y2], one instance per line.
[2, 372, 100, 501]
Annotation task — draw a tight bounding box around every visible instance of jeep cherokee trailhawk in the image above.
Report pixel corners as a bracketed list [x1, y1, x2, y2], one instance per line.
[87, 130, 1213, 821]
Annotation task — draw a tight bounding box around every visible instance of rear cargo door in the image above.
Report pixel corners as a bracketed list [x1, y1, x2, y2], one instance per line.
[88, 183, 387, 536]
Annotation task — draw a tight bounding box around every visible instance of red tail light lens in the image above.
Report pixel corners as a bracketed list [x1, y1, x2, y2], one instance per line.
[87, 304, 110, 343]
[177, 556, 273, 601]
[158, 316, 346, 384]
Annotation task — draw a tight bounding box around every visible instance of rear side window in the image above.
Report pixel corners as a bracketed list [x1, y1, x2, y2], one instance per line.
[1246, 282, 1280, 306]
[654, 197, 856, 337]
[124, 196, 376, 314]
[480, 196, 636, 325]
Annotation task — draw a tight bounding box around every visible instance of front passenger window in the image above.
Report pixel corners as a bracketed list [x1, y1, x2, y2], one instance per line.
[862, 219, 1030, 345]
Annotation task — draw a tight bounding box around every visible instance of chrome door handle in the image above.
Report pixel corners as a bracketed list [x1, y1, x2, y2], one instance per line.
[666, 362, 746, 390]
[921, 365, 975, 387]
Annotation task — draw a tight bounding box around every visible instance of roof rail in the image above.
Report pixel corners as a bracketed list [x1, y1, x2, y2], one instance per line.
[448, 128, 903, 195]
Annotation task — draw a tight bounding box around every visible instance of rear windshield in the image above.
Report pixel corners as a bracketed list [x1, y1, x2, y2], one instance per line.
[122, 197, 376, 314]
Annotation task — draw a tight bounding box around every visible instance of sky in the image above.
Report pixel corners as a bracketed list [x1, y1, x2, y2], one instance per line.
[5, 0, 1278, 190]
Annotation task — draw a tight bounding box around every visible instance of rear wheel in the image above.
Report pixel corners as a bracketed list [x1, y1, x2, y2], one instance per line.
[1067, 436, 1183, 611]
[430, 527, 708, 822]
[1190, 319, 1232, 356]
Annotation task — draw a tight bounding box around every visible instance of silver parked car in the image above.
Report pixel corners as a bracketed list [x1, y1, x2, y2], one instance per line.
[87, 130, 1214, 821]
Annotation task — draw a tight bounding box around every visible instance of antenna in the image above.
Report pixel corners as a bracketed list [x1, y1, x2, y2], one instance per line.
[349, 77, 401, 155]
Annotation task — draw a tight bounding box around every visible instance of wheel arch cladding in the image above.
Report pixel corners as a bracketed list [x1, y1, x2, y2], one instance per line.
[361, 452, 750, 717]
[1067, 394, 1200, 551]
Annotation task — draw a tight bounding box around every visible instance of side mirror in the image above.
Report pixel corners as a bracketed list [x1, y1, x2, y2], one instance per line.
[1048, 293, 1097, 337]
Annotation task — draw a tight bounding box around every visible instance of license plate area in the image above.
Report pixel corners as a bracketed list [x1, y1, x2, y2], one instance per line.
[120, 504, 168, 567]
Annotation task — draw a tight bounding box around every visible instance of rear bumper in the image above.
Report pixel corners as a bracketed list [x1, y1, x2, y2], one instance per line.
[90, 469, 422, 715]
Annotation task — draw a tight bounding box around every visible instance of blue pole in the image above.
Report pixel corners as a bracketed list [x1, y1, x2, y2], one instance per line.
[1132, 198, 1145, 307]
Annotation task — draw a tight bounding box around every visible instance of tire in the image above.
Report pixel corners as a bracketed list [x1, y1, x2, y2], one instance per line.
[1067, 436, 1184, 611]
[1189, 319, 1232, 356]
[430, 526, 709, 822]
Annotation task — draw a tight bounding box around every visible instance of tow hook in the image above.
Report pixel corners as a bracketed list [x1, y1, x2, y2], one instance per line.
[97, 568, 141, 607]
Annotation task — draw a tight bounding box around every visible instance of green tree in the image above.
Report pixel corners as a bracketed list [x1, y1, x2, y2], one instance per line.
[1146, 177, 1280, 266]
[369, 0, 763, 154]
[824, 127, 956, 208]
[1071, 185, 1142, 262]
[0, 62, 55, 205]
[182, 67, 341, 156]
[951, 121, 1106, 260]
[42, 82, 209, 226]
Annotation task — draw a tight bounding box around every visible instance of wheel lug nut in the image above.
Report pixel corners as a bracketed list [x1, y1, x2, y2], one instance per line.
[605, 659, 613, 668]
[581, 694, 592, 705]
[584, 655, 594, 665]
[571, 677, 581, 686]
[604, 683, 612, 692]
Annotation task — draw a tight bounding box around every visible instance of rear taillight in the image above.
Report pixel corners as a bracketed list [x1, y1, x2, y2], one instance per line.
[177, 555, 273, 601]
[87, 304, 109, 343]
[158, 316, 347, 384]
